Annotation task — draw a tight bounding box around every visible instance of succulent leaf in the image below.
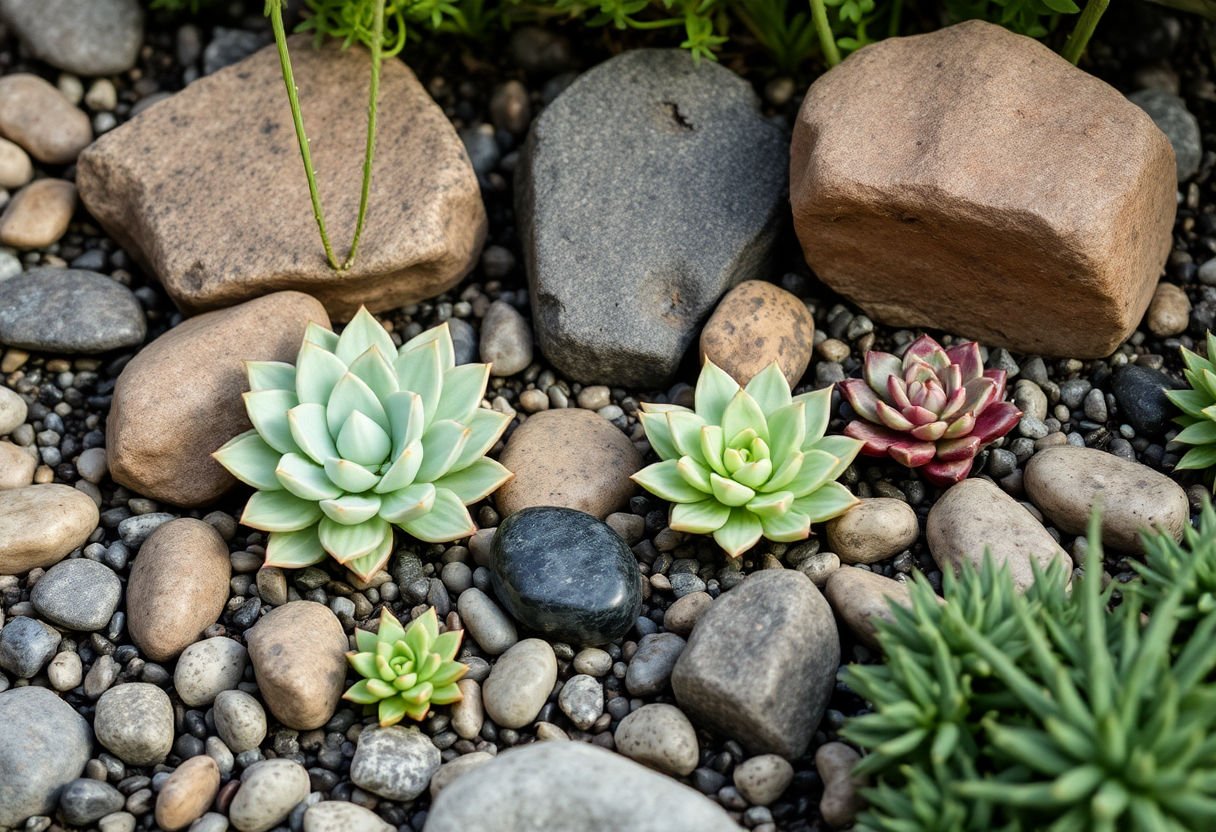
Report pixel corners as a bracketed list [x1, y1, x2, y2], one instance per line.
[1167, 333, 1216, 485]
[214, 309, 513, 581]
[633, 360, 861, 558]
[839, 335, 1021, 486]
[344, 607, 468, 727]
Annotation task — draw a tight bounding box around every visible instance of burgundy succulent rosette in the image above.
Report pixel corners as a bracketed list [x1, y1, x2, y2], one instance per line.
[838, 335, 1021, 486]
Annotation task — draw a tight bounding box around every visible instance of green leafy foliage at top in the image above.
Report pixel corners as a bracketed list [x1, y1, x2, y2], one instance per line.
[213, 308, 513, 582]
[942, 0, 1082, 39]
[632, 361, 863, 558]
[1166, 331, 1216, 482]
[841, 511, 1216, 832]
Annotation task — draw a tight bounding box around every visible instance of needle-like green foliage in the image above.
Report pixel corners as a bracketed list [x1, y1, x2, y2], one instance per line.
[843, 511, 1216, 832]
[1166, 331, 1216, 483]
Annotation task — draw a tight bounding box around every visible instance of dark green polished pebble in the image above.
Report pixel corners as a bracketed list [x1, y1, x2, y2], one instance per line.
[489, 506, 642, 645]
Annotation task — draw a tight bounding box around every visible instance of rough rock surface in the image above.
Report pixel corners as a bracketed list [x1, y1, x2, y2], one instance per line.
[0, 268, 145, 353]
[671, 569, 838, 757]
[106, 291, 329, 507]
[790, 20, 1175, 358]
[0, 483, 99, 575]
[517, 49, 788, 387]
[424, 741, 738, 832]
[0, 0, 143, 76]
[78, 35, 486, 320]
[246, 601, 348, 730]
[699, 280, 814, 387]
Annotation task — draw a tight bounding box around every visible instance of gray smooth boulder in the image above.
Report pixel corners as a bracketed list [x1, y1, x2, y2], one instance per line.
[0, 269, 146, 354]
[423, 741, 737, 832]
[0, 686, 92, 827]
[672, 569, 839, 758]
[0, 0, 142, 76]
[517, 48, 788, 387]
[1129, 89, 1201, 181]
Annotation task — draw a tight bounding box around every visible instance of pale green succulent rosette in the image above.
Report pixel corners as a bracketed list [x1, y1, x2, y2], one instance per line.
[632, 361, 863, 558]
[213, 308, 514, 581]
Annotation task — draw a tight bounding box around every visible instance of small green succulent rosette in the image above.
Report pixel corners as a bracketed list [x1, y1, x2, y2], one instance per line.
[1167, 331, 1216, 481]
[632, 361, 863, 558]
[213, 308, 513, 581]
[344, 607, 467, 727]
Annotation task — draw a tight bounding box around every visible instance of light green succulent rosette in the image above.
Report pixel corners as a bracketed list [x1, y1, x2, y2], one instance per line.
[632, 361, 863, 558]
[213, 308, 513, 581]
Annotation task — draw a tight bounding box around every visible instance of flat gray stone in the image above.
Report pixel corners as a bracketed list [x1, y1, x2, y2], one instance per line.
[671, 569, 839, 758]
[0, 268, 145, 354]
[31, 557, 122, 631]
[0, 615, 61, 678]
[424, 741, 737, 832]
[0, 686, 92, 827]
[0, 0, 142, 76]
[350, 726, 440, 802]
[517, 48, 787, 387]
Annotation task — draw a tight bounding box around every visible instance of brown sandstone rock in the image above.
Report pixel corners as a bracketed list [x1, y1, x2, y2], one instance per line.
[0, 74, 92, 164]
[78, 35, 486, 321]
[790, 20, 1175, 358]
[0, 179, 76, 249]
[246, 601, 348, 730]
[698, 280, 814, 387]
[0, 484, 98, 575]
[127, 518, 231, 662]
[106, 291, 329, 507]
[496, 408, 641, 519]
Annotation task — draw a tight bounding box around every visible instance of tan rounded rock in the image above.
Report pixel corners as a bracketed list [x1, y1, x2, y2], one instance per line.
[155, 755, 220, 832]
[78, 36, 485, 321]
[663, 591, 712, 637]
[0, 179, 76, 249]
[304, 801, 395, 832]
[1146, 282, 1191, 337]
[0, 137, 32, 190]
[481, 638, 557, 729]
[451, 679, 483, 740]
[815, 742, 866, 829]
[825, 498, 918, 565]
[614, 703, 699, 777]
[0, 386, 26, 435]
[733, 754, 794, 806]
[127, 518, 230, 661]
[824, 567, 915, 649]
[790, 21, 1175, 358]
[0, 441, 35, 489]
[699, 280, 814, 387]
[1024, 446, 1188, 554]
[246, 601, 348, 730]
[0, 74, 92, 164]
[926, 478, 1069, 591]
[106, 291, 330, 507]
[0, 483, 98, 575]
[496, 408, 640, 519]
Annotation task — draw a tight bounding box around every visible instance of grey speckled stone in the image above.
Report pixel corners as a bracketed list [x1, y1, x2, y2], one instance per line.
[425, 741, 737, 832]
[0, 0, 143, 76]
[671, 569, 839, 758]
[58, 779, 125, 826]
[625, 632, 686, 697]
[31, 558, 122, 631]
[0, 269, 145, 354]
[0, 615, 61, 678]
[517, 49, 788, 387]
[349, 726, 440, 802]
[0, 686, 92, 827]
[489, 507, 642, 645]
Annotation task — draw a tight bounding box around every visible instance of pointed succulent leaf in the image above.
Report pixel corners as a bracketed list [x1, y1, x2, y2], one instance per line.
[320, 493, 383, 525]
[922, 457, 975, 486]
[246, 360, 296, 392]
[839, 378, 881, 422]
[328, 372, 389, 435]
[343, 679, 382, 705]
[669, 499, 731, 534]
[429, 663, 467, 689]
[336, 409, 392, 466]
[344, 531, 394, 582]
[766, 401, 807, 465]
[264, 526, 327, 568]
[432, 630, 464, 663]
[319, 515, 390, 563]
[695, 360, 740, 426]
[400, 488, 476, 542]
[348, 346, 399, 402]
[945, 342, 984, 382]
[744, 363, 792, 415]
[732, 459, 773, 489]
[213, 430, 283, 491]
[699, 425, 728, 476]
[449, 408, 511, 472]
[431, 458, 512, 504]
[276, 452, 343, 501]
[335, 308, 398, 366]
[667, 410, 709, 464]
[807, 435, 863, 477]
[721, 390, 768, 443]
[379, 608, 407, 644]
[713, 509, 763, 558]
[430, 683, 463, 705]
[864, 350, 903, 392]
[745, 490, 794, 519]
[417, 420, 471, 482]
[295, 340, 349, 404]
[303, 321, 339, 351]
[242, 490, 324, 532]
[395, 339, 444, 425]
[676, 456, 713, 492]
[287, 402, 339, 465]
[792, 481, 858, 522]
[377, 696, 409, 727]
[324, 457, 380, 492]
[433, 363, 490, 424]
[639, 410, 680, 460]
[632, 460, 708, 503]
[375, 439, 423, 494]
[348, 651, 380, 679]
[762, 451, 804, 492]
[400, 322, 455, 371]
[245, 389, 301, 455]
[759, 509, 811, 542]
[710, 472, 755, 507]
[378, 482, 437, 523]
[795, 387, 834, 443]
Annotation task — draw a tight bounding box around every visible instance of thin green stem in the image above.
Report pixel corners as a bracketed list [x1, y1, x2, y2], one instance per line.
[343, 0, 384, 270]
[809, 0, 841, 68]
[1061, 0, 1109, 65]
[266, 0, 340, 271]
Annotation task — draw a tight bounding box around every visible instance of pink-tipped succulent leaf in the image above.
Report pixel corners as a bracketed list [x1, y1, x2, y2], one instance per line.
[838, 336, 1020, 486]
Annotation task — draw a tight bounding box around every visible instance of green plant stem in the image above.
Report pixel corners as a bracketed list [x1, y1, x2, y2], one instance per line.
[1060, 0, 1109, 65]
[343, 0, 384, 270]
[809, 0, 841, 68]
[267, 0, 341, 271]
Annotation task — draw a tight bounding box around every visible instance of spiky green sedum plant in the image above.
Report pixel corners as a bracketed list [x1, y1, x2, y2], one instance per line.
[1132, 498, 1216, 624]
[1166, 331, 1216, 481]
[343, 607, 467, 726]
[213, 308, 512, 581]
[631, 361, 862, 558]
[843, 513, 1216, 832]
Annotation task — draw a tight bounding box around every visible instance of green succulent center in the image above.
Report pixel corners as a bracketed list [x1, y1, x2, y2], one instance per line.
[723, 430, 769, 476]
